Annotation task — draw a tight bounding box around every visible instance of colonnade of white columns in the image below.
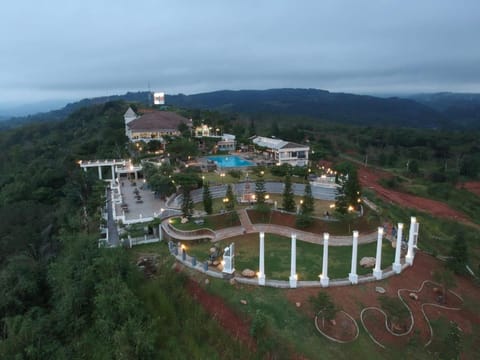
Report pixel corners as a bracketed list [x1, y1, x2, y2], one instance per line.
[256, 217, 419, 288]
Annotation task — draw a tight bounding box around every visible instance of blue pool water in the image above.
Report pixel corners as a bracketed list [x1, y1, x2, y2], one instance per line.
[206, 155, 255, 168]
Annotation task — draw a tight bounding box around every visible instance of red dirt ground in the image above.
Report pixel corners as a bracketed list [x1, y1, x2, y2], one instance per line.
[358, 166, 475, 225]
[285, 252, 480, 353]
[178, 252, 479, 357]
[185, 277, 257, 351]
[458, 181, 480, 197]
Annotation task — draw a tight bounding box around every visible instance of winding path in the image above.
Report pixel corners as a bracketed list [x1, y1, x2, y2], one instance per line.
[163, 209, 379, 246]
[360, 280, 464, 349]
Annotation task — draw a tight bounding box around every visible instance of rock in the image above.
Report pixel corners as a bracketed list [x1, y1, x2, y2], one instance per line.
[229, 278, 236, 285]
[181, 217, 188, 224]
[295, 302, 301, 308]
[409, 293, 418, 301]
[360, 257, 376, 268]
[329, 319, 336, 326]
[240, 299, 248, 305]
[204, 278, 210, 285]
[375, 286, 386, 294]
[433, 287, 442, 294]
[241, 269, 256, 278]
[209, 247, 217, 254]
[212, 260, 220, 266]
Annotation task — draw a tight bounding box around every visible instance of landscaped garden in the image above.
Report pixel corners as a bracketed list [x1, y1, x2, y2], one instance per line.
[182, 232, 395, 280]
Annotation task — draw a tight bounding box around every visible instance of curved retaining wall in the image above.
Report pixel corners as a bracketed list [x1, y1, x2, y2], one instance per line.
[172, 181, 337, 208]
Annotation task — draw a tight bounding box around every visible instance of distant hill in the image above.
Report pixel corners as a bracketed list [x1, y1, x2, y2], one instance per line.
[0, 92, 151, 129]
[408, 92, 480, 129]
[166, 89, 447, 129]
[5, 88, 480, 130]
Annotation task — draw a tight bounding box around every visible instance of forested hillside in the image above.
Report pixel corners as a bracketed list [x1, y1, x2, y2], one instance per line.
[167, 88, 447, 128]
[0, 102, 251, 359]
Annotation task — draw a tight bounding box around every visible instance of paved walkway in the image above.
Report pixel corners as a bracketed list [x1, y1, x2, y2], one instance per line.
[163, 209, 378, 246]
[106, 187, 119, 246]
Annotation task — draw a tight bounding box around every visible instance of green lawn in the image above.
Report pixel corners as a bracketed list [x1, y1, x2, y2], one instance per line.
[169, 213, 240, 231]
[184, 233, 395, 280]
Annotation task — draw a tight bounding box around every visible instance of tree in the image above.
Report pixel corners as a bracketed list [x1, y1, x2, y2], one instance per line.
[433, 268, 456, 304]
[202, 182, 213, 215]
[335, 168, 361, 215]
[447, 232, 469, 275]
[300, 182, 314, 215]
[225, 184, 235, 211]
[255, 176, 266, 206]
[248, 118, 255, 137]
[335, 174, 349, 215]
[181, 187, 194, 218]
[344, 168, 361, 207]
[282, 175, 295, 212]
[166, 138, 198, 161]
[148, 174, 176, 200]
[309, 292, 338, 327]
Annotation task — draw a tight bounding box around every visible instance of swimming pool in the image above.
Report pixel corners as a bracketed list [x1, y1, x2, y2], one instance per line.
[206, 155, 255, 168]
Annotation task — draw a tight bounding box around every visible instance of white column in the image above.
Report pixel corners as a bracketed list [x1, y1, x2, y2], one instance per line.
[392, 223, 403, 273]
[373, 227, 384, 280]
[320, 232, 330, 287]
[159, 224, 163, 241]
[289, 234, 297, 288]
[405, 217, 416, 265]
[98, 166, 102, 179]
[349, 231, 359, 284]
[258, 232, 266, 285]
[111, 166, 115, 180]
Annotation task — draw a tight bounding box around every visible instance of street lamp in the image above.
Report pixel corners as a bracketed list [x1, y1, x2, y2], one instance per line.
[220, 172, 226, 183]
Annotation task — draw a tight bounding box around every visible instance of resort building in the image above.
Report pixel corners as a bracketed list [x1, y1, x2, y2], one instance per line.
[252, 136, 309, 166]
[124, 107, 191, 142]
[193, 124, 221, 138]
[216, 133, 236, 152]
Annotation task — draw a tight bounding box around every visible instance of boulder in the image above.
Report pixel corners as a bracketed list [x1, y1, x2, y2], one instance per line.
[181, 217, 189, 224]
[360, 257, 376, 268]
[375, 286, 386, 294]
[409, 293, 418, 301]
[229, 278, 236, 285]
[295, 302, 301, 308]
[212, 260, 220, 266]
[329, 319, 337, 326]
[240, 299, 248, 305]
[204, 278, 210, 285]
[241, 269, 256, 278]
[209, 247, 217, 254]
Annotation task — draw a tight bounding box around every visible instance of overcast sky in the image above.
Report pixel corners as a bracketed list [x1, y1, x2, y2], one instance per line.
[1, 0, 480, 107]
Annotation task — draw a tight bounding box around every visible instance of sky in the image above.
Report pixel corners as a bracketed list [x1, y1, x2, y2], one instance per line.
[1, 0, 480, 109]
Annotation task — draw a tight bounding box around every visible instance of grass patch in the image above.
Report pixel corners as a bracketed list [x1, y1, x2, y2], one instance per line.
[184, 233, 395, 280]
[170, 213, 240, 231]
[248, 209, 379, 236]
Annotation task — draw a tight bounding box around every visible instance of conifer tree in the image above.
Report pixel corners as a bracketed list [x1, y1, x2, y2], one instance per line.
[447, 231, 469, 275]
[203, 182, 213, 215]
[282, 175, 295, 212]
[255, 176, 266, 205]
[181, 187, 193, 217]
[225, 184, 235, 211]
[301, 182, 314, 215]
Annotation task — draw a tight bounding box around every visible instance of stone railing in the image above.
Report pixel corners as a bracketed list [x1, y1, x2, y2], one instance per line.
[165, 222, 216, 240]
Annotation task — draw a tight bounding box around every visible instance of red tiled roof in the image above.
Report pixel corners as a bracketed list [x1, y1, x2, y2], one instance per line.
[128, 111, 188, 131]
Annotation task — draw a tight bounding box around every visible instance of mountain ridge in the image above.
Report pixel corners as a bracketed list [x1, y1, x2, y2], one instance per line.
[2, 88, 480, 130]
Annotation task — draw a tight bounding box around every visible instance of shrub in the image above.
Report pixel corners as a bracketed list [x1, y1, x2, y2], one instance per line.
[295, 214, 313, 229]
[227, 169, 242, 179]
